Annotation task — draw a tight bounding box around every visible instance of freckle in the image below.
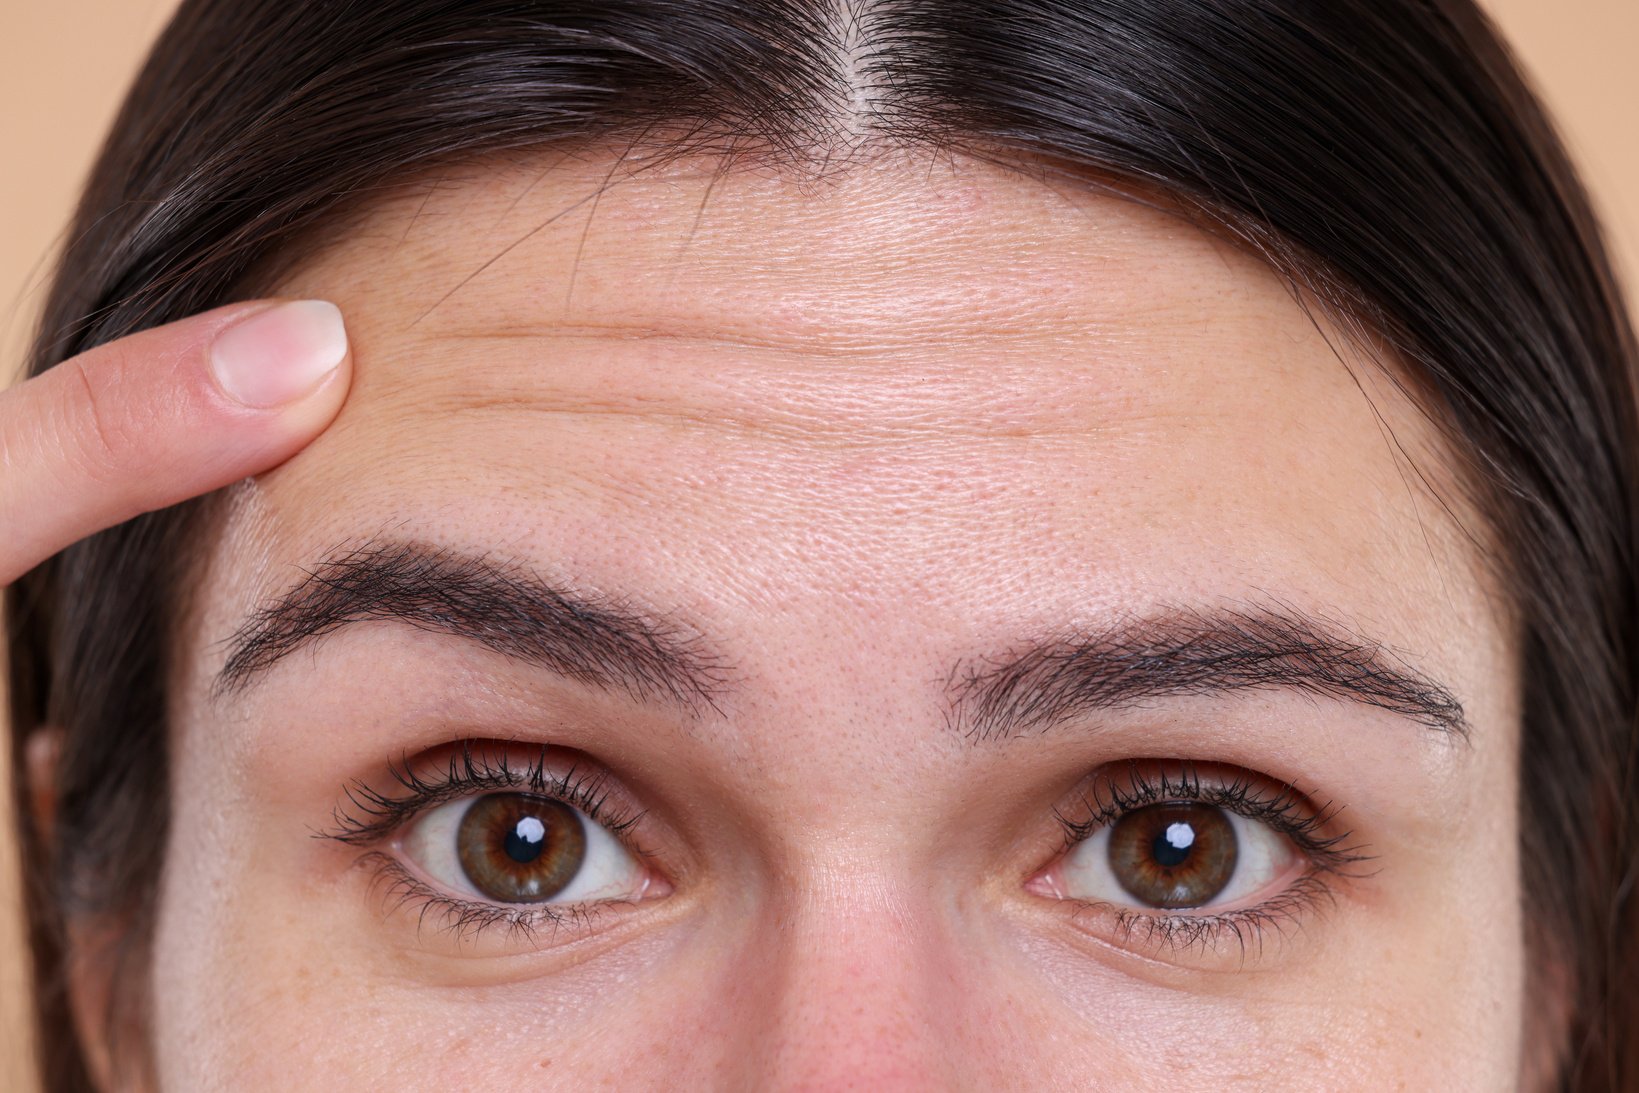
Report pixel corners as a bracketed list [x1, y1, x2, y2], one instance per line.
[537, 1058, 553, 1069]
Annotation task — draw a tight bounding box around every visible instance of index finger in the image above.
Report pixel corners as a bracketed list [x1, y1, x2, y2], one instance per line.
[0, 299, 351, 584]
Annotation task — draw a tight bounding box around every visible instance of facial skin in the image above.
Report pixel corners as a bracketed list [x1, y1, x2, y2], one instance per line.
[115, 147, 1524, 1088]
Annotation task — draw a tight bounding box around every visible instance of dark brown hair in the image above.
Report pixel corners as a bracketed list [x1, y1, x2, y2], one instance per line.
[9, 1, 1637, 1088]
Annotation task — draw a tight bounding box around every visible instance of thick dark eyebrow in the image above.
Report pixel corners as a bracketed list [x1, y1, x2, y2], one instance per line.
[213, 540, 727, 709]
[945, 606, 1468, 741]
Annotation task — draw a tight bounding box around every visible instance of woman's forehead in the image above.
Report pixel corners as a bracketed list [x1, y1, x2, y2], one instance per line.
[190, 149, 1502, 712]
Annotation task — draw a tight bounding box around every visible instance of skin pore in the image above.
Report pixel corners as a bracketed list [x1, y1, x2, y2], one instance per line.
[118, 146, 1524, 1088]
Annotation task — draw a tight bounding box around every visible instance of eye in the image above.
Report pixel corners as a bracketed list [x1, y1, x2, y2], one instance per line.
[1056, 800, 1300, 910]
[400, 791, 647, 905]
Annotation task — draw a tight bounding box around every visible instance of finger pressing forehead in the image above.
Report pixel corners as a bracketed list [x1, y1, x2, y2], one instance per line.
[172, 147, 1512, 787]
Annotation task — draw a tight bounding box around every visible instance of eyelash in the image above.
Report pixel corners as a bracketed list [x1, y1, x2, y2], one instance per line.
[321, 742, 649, 943]
[324, 748, 1368, 957]
[1050, 762, 1375, 956]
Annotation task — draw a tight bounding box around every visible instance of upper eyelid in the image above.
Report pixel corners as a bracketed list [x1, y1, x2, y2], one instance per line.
[320, 745, 638, 847]
[1052, 765, 1370, 872]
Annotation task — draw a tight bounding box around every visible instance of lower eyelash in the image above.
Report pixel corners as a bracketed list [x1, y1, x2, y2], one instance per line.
[1085, 872, 1341, 961]
[357, 851, 630, 945]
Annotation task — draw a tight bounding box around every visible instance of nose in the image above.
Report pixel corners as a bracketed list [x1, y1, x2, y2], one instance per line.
[727, 870, 987, 1092]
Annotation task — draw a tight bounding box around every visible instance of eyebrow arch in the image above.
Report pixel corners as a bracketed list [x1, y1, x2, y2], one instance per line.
[213, 540, 727, 710]
[945, 605, 1468, 742]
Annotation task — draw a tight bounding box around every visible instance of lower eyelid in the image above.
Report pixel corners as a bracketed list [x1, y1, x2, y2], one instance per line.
[1051, 869, 1346, 964]
[355, 851, 633, 946]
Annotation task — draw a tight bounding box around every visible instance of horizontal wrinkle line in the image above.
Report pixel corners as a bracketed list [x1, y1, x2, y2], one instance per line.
[419, 325, 1103, 354]
[435, 400, 1089, 442]
[430, 326, 823, 351]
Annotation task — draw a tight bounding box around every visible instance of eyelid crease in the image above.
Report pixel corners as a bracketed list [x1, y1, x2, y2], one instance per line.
[1052, 761, 1373, 874]
[317, 740, 644, 851]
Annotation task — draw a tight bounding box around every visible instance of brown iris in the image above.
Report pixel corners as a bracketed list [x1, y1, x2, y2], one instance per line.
[456, 793, 587, 903]
[1107, 802, 1238, 908]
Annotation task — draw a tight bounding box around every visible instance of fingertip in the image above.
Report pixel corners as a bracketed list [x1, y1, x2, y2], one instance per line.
[209, 299, 350, 410]
[0, 301, 356, 584]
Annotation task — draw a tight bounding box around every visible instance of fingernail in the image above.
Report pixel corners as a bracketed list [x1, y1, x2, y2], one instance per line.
[211, 300, 348, 408]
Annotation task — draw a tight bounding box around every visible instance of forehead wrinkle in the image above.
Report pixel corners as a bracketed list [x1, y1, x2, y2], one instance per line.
[390, 389, 1176, 450]
[416, 319, 1136, 356]
[345, 320, 1282, 454]
[265, 150, 1487, 552]
[281, 152, 1410, 458]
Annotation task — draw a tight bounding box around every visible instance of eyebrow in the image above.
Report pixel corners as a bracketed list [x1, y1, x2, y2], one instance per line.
[214, 541, 726, 709]
[944, 606, 1468, 741]
[217, 544, 1465, 741]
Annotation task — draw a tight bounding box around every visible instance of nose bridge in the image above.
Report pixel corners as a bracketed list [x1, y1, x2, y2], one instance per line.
[734, 862, 977, 1092]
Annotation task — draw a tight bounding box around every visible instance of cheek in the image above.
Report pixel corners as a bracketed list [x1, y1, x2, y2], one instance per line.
[148, 749, 294, 1088]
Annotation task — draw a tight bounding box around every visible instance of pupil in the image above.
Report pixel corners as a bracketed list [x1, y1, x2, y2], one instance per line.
[1151, 820, 1195, 868]
[504, 814, 547, 864]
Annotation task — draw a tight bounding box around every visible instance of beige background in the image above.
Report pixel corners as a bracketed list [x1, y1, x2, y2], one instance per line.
[2, 1, 1636, 1087]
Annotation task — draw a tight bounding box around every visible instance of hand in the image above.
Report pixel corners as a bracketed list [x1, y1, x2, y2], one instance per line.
[0, 299, 352, 585]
